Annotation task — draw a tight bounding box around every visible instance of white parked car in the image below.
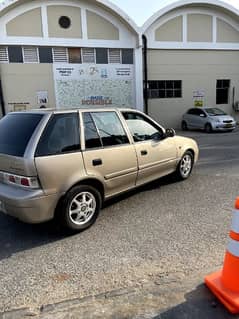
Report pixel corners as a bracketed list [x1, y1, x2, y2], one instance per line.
[182, 107, 236, 133]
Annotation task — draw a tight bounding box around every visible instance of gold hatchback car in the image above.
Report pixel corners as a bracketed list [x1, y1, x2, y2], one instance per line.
[0, 108, 198, 231]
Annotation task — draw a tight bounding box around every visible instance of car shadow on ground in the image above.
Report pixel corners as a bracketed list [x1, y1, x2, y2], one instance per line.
[0, 173, 179, 262]
[154, 283, 234, 319]
[0, 214, 66, 261]
[103, 173, 179, 209]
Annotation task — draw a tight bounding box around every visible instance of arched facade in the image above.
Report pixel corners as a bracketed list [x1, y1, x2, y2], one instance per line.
[0, 0, 143, 115]
[143, 0, 239, 128]
[1, 0, 239, 129]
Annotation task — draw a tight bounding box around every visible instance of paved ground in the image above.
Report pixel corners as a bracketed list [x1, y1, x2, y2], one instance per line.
[1, 128, 239, 318]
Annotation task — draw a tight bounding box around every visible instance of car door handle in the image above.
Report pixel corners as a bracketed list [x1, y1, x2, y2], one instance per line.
[141, 150, 148, 156]
[92, 159, 102, 166]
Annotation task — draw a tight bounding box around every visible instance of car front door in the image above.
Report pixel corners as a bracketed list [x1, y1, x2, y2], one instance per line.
[187, 109, 206, 129]
[82, 111, 138, 198]
[122, 112, 177, 186]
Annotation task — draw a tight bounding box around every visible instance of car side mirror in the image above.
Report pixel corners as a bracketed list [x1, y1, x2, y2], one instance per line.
[165, 128, 176, 138]
[199, 114, 206, 117]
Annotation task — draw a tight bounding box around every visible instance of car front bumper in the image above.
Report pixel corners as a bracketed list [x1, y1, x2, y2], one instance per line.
[211, 122, 236, 131]
[0, 183, 59, 223]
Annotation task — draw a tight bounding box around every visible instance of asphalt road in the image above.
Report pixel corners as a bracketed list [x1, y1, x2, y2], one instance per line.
[0, 128, 239, 315]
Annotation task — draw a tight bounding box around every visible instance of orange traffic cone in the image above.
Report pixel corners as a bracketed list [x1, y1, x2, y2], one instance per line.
[205, 197, 239, 314]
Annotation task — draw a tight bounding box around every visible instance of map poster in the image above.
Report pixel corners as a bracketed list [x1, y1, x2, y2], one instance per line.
[53, 64, 135, 109]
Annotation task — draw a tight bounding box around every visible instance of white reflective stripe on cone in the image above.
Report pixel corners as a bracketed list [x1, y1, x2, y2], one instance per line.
[227, 238, 239, 257]
[231, 209, 239, 234]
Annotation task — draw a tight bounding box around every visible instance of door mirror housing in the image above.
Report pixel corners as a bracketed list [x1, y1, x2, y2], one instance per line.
[165, 128, 176, 138]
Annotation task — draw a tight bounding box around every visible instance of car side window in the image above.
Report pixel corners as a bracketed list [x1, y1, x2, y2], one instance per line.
[90, 112, 129, 147]
[35, 113, 80, 156]
[187, 109, 197, 115]
[122, 112, 164, 142]
[83, 112, 102, 149]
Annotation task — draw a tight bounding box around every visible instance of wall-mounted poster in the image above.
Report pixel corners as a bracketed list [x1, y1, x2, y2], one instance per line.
[53, 64, 135, 109]
[37, 91, 48, 104]
[193, 90, 205, 107]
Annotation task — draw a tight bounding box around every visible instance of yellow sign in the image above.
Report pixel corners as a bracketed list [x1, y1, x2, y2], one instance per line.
[194, 100, 203, 107]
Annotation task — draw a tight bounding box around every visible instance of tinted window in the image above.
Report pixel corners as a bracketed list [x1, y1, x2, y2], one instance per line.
[122, 112, 164, 142]
[91, 112, 129, 147]
[39, 47, 53, 63]
[96, 48, 108, 64]
[83, 113, 102, 149]
[8, 46, 23, 63]
[122, 49, 133, 64]
[148, 80, 182, 99]
[0, 113, 43, 157]
[187, 109, 197, 115]
[216, 79, 230, 104]
[36, 113, 80, 156]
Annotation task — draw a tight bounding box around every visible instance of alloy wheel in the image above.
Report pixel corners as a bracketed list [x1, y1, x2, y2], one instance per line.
[69, 192, 96, 226]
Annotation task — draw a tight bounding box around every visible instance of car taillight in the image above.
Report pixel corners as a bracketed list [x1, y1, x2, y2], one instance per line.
[3, 172, 39, 189]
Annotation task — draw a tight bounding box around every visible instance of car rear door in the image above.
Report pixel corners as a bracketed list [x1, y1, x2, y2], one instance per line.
[121, 111, 177, 186]
[82, 111, 138, 198]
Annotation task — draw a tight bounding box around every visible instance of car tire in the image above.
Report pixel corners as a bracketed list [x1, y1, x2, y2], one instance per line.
[175, 151, 194, 180]
[59, 185, 102, 232]
[205, 123, 212, 133]
[181, 121, 188, 131]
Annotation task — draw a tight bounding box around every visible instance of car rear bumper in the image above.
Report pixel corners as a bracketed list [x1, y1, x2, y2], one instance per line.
[0, 183, 59, 223]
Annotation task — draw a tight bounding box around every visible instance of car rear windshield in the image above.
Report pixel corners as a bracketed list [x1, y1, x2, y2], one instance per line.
[0, 113, 43, 157]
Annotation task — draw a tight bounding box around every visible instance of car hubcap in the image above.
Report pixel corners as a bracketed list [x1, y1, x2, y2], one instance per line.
[180, 154, 192, 178]
[69, 192, 96, 225]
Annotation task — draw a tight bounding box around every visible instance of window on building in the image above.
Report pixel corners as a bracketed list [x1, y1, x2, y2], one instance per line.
[122, 49, 133, 64]
[82, 48, 95, 63]
[68, 48, 81, 63]
[96, 48, 108, 64]
[8, 46, 23, 63]
[52, 47, 68, 63]
[108, 49, 121, 64]
[59, 16, 71, 29]
[0, 46, 9, 63]
[148, 80, 182, 99]
[216, 80, 230, 104]
[23, 47, 39, 63]
[39, 47, 53, 63]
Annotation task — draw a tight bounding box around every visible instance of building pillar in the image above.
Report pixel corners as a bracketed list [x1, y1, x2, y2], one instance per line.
[134, 46, 144, 112]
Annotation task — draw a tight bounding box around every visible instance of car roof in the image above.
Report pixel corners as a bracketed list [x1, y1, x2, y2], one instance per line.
[10, 107, 139, 115]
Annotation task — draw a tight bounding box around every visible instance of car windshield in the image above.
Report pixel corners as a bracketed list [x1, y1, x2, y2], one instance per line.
[205, 108, 226, 116]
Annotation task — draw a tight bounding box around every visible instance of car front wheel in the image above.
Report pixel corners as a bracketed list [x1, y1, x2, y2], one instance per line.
[175, 151, 194, 180]
[181, 121, 188, 131]
[205, 123, 212, 133]
[60, 185, 102, 232]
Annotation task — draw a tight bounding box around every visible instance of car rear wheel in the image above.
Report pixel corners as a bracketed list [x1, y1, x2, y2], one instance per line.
[181, 121, 188, 131]
[205, 123, 212, 133]
[175, 151, 193, 180]
[60, 185, 102, 232]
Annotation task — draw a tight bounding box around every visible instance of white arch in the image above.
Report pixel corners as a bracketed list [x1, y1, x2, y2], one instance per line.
[0, 0, 140, 34]
[142, 0, 239, 32]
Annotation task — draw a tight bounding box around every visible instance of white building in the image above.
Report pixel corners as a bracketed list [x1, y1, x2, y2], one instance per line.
[0, 0, 143, 115]
[0, 0, 239, 128]
[143, 0, 239, 128]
